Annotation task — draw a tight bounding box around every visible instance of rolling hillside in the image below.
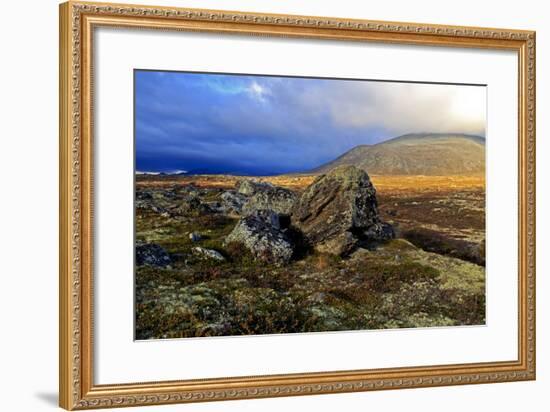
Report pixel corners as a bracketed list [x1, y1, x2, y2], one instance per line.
[313, 133, 485, 176]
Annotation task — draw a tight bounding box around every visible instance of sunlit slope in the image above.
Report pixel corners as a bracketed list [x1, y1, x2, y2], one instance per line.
[313, 133, 485, 176]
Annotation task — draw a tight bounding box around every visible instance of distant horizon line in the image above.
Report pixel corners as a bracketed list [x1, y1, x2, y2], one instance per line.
[136, 131, 485, 175]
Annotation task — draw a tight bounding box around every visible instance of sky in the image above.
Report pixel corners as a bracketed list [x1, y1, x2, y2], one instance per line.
[135, 70, 486, 175]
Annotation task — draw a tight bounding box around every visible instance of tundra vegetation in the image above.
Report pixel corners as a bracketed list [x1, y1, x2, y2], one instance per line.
[135, 166, 485, 340]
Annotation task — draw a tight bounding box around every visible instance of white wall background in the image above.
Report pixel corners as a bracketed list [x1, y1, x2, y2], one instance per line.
[0, 0, 546, 411]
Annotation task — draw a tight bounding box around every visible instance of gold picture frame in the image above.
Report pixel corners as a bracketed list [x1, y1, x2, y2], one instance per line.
[59, 1, 536, 409]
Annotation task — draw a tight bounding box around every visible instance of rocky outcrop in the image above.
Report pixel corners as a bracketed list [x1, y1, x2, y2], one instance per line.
[224, 209, 293, 265]
[136, 243, 171, 267]
[135, 191, 169, 215]
[137, 190, 217, 218]
[175, 194, 212, 215]
[292, 165, 394, 256]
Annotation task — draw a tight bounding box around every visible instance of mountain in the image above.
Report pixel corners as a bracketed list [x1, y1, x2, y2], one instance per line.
[312, 133, 485, 176]
[136, 170, 188, 176]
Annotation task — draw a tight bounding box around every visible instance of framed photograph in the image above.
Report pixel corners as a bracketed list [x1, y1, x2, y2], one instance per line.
[59, 1, 536, 409]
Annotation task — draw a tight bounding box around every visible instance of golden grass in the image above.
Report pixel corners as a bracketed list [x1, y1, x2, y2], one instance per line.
[370, 174, 485, 194]
[261, 174, 486, 193]
[136, 173, 485, 194]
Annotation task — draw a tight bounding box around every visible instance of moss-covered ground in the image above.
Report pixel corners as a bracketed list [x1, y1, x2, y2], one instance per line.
[135, 177, 485, 340]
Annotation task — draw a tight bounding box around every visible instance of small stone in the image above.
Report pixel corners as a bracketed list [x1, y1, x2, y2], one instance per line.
[191, 247, 226, 261]
[363, 222, 395, 242]
[189, 232, 202, 242]
[136, 243, 171, 267]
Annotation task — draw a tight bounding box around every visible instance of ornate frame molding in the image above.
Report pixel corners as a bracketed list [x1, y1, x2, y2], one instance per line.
[59, 1, 536, 409]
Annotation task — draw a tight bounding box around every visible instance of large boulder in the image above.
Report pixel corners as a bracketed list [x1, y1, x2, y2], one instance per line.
[224, 210, 293, 265]
[236, 180, 272, 196]
[220, 190, 247, 214]
[292, 165, 394, 255]
[241, 185, 297, 216]
[226, 180, 298, 217]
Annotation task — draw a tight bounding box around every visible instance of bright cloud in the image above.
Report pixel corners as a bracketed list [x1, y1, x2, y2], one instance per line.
[248, 81, 270, 102]
[316, 81, 486, 136]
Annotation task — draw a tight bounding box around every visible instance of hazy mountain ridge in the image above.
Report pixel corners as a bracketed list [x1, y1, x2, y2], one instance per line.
[313, 133, 485, 176]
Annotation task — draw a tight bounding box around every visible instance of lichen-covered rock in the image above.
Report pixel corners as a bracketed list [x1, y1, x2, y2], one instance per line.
[224, 210, 293, 265]
[236, 180, 272, 196]
[292, 165, 394, 255]
[225, 181, 297, 217]
[192, 247, 226, 261]
[313, 231, 357, 256]
[203, 201, 225, 214]
[220, 190, 247, 214]
[136, 190, 153, 201]
[171, 194, 213, 216]
[136, 243, 171, 267]
[241, 185, 297, 217]
[135, 201, 168, 215]
[135, 190, 169, 215]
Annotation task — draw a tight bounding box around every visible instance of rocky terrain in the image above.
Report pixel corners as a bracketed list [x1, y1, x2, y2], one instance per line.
[135, 165, 485, 340]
